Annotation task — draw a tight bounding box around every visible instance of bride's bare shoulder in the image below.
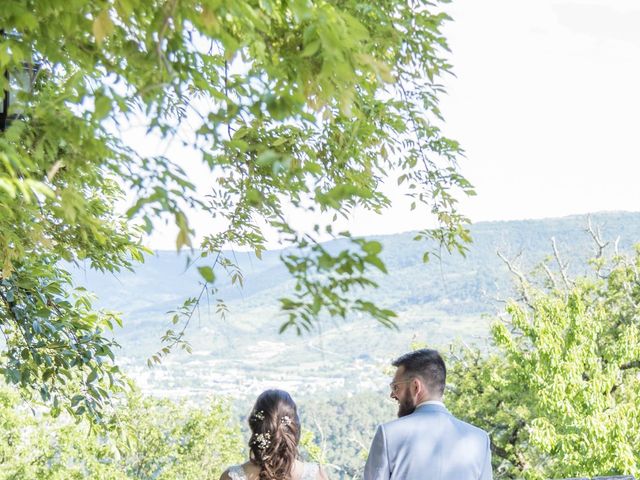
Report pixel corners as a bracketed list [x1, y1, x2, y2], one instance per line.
[220, 462, 256, 480]
[295, 460, 329, 480]
[221, 460, 328, 480]
[317, 465, 329, 480]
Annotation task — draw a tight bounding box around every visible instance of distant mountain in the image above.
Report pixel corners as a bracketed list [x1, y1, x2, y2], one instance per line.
[71, 211, 640, 400]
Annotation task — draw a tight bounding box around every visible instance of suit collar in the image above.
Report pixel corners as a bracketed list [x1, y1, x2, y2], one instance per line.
[414, 402, 449, 415]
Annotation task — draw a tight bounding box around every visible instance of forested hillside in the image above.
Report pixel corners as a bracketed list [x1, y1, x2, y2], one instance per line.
[70, 212, 640, 399]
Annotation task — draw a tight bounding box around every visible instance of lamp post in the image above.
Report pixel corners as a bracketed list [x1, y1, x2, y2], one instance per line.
[0, 28, 7, 132]
[0, 29, 40, 132]
[1, 71, 10, 132]
[0, 64, 41, 132]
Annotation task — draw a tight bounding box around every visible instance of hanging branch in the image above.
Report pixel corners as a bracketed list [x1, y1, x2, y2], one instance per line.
[156, 0, 179, 75]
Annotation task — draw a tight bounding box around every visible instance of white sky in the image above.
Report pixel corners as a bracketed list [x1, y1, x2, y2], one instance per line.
[142, 0, 640, 250]
[442, 0, 640, 223]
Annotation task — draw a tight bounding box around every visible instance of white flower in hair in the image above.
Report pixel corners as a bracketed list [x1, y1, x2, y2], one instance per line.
[280, 415, 292, 427]
[251, 410, 265, 421]
[252, 432, 271, 451]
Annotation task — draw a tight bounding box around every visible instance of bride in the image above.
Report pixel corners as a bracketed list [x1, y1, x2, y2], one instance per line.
[220, 389, 329, 480]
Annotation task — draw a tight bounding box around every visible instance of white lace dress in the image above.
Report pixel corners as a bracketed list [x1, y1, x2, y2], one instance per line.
[227, 462, 320, 480]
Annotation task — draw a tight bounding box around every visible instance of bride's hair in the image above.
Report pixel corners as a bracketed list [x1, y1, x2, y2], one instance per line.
[248, 389, 301, 480]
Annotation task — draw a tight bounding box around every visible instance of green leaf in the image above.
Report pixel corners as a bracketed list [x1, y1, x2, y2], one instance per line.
[92, 10, 114, 45]
[301, 39, 321, 57]
[362, 240, 382, 255]
[87, 369, 98, 384]
[94, 93, 111, 120]
[365, 255, 387, 274]
[197, 266, 215, 283]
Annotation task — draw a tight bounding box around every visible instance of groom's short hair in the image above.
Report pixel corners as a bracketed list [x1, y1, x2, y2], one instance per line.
[392, 349, 446, 396]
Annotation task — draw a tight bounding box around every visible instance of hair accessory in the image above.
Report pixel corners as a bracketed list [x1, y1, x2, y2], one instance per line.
[251, 432, 271, 451]
[280, 415, 292, 427]
[251, 410, 265, 422]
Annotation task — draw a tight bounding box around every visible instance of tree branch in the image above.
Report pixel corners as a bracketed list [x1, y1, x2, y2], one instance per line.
[156, 0, 179, 74]
[586, 216, 608, 259]
[620, 360, 640, 370]
[497, 250, 532, 305]
[551, 237, 572, 290]
[541, 263, 558, 290]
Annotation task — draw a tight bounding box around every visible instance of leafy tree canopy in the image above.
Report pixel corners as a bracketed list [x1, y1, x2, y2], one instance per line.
[447, 240, 640, 479]
[0, 0, 472, 419]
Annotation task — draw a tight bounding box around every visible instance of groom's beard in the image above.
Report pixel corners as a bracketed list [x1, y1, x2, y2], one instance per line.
[397, 398, 416, 417]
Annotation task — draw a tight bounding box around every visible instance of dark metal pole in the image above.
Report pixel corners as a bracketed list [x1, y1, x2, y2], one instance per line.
[0, 70, 8, 132]
[0, 28, 7, 132]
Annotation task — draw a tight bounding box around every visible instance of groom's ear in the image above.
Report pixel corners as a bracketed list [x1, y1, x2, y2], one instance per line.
[413, 376, 428, 396]
[412, 377, 422, 394]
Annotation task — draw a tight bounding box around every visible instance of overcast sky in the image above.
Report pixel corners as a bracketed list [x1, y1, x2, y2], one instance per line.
[143, 0, 640, 249]
[441, 0, 640, 223]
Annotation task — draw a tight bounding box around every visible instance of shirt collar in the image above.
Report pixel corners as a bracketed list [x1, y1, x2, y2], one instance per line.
[415, 400, 445, 409]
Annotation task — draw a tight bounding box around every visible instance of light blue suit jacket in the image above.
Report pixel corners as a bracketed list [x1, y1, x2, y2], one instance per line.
[364, 404, 493, 480]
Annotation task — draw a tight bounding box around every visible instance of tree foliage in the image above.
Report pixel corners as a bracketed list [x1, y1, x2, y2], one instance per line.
[0, 0, 472, 417]
[0, 386, 243, 479]
[298, 392, 395, 479]
[447, 243, 640, 479]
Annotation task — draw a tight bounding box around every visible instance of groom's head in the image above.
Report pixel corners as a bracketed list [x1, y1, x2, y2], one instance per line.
[389, 349, 446, 417]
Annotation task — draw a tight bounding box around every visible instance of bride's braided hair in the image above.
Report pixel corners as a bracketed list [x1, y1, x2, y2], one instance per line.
[248, 390, 301, 480]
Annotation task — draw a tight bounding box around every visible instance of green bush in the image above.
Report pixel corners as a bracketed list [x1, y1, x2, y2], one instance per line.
[447, 247, 640, 479]
[0, 387, 243, 479]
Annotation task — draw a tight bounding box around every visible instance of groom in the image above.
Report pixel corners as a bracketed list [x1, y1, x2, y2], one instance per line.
[364, 349, 493, 480]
